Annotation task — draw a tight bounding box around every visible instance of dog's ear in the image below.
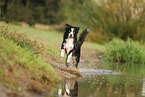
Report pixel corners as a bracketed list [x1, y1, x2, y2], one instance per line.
[66, 24, 71, 28]
[65, 24, 70, 31]
[76, 27, 80, 30]
[75, 27, 80, 33]
[66, 24, 69, 26]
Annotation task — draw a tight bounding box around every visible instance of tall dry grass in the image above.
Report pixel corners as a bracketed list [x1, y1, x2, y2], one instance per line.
[64, 0, 145, 43]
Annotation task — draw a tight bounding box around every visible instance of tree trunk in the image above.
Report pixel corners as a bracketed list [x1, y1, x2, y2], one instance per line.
[3, 0, 9, 16]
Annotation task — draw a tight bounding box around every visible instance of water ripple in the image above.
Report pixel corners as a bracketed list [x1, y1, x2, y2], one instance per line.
[78, 68, 122, 75]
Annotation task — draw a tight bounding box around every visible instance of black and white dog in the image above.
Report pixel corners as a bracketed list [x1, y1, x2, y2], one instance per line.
[61, 24, 89, 70]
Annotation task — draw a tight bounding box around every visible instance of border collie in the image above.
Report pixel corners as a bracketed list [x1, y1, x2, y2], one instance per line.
[61, 24, 89, 70]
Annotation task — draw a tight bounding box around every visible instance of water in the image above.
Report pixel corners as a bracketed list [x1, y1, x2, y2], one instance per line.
[45, 72, 144, 97]
[40, 59, 145, 97]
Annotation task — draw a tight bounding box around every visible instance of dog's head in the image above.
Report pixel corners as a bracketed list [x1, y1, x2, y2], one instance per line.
[65, 24, 80, 38]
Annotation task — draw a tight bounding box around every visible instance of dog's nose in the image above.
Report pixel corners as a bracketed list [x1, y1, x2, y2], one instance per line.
[70, 34, 72, 37]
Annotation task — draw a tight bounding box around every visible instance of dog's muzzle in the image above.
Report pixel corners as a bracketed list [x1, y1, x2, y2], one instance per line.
[70, 34, 73, 37]
[69, 34, 73, 38]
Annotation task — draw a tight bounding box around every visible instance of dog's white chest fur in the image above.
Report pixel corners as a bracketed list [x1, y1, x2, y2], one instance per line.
[65, 38, 74, 48]
[65, 38, 74, 53]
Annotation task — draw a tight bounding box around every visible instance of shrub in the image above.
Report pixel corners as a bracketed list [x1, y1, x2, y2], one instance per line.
[102, 38, 145, 63]
[64, 0, 145, 43]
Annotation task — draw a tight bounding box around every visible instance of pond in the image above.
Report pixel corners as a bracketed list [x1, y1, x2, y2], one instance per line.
[42, 60, 145, 97]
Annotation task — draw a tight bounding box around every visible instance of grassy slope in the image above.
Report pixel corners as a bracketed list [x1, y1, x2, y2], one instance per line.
[0, 35, 58, 81]
[0, 22, 61, 92]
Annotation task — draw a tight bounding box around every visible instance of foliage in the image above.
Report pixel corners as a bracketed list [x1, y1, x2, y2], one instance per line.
[0, 23, 44, 53]
[97, 0, 145, 41]
[1, 0, 64, 25]
[102, 38, 145, 63]
[1, 0, 145, 43]
[62, 0, 145, 43]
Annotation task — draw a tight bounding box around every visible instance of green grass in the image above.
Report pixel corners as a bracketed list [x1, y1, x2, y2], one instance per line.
[83, 42, 105, 52]
[102, 38, 145, 63]
[0, 36, 58, 82]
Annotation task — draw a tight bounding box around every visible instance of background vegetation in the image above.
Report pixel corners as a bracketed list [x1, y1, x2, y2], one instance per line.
[1, 0, 145, 43]
[63, 0, 145, 43]
[0, 0, 63, 24]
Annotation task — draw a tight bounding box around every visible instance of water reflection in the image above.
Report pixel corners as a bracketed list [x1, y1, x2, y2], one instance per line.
[48, 61, 145, 97]
[79, 74, 143, 97]
[58, 79, 78, 97]
[142, 78, 145, 96]
[53, 74, 145, 97]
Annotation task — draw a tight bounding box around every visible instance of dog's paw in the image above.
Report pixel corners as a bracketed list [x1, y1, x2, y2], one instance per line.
[67, 53, 72, 63]
[61, 49, 65, 57]
[60, 57, 63, 62]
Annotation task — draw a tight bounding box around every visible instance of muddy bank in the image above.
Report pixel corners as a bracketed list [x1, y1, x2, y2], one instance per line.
[0, 62, 53, 97]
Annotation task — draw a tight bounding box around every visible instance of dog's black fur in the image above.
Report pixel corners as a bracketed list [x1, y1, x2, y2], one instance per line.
[61, 24, 89, 69]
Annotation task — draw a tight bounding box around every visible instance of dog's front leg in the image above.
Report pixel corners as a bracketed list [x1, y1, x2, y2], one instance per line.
[60, 42, 66, 62]
[74, 56, 80, 71]
[60, 49, 65, 62]
[65, 55, 69, 67]
[65, 52, 72, 67]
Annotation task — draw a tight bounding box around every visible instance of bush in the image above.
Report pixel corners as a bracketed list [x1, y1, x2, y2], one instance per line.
[64, 0, 145, 43]
[97, 0, 145, 41]
[102, 38, 145, 63]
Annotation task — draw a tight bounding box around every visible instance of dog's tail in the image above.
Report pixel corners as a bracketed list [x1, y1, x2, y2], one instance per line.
[77, 29, 89, 48]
